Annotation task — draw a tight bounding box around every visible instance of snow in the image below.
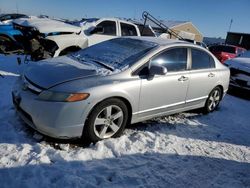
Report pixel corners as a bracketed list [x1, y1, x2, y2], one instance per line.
[0, 54, 250, 187]
[13, 17, 81, 34]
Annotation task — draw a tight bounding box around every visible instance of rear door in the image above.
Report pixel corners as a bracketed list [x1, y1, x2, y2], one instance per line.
[186, 48, 217, 105]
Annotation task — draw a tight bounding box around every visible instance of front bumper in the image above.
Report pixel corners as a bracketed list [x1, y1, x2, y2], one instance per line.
[12, 86, 91, 139]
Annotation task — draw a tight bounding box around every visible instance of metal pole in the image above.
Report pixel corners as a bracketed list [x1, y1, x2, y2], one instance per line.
[228, 19, 233, 32]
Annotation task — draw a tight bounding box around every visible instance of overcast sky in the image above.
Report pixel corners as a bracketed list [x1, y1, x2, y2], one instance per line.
[1, 0, 250, 38]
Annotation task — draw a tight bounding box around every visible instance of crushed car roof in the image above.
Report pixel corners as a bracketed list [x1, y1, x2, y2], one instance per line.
[14, 17, 81, 34]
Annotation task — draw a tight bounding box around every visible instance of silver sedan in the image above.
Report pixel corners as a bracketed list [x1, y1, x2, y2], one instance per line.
[12, 37, 230, 142]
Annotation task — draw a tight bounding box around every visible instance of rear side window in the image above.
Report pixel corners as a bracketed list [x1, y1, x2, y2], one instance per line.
[96, 21, 116, 36]
[151, 48, 187, 72]
[191, 49, 215, 69]
[137, 25, 155, 36]
[120, 23, 137, 36]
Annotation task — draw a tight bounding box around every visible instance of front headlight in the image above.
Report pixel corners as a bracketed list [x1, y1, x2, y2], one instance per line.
[38, 91, 89, 102]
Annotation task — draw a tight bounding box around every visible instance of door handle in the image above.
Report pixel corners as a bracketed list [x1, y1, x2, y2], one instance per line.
[178, 76, 188, 82]
[208, 73, 215, 77]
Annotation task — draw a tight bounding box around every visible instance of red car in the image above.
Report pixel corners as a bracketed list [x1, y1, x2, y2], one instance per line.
[209, 44, 246, 64]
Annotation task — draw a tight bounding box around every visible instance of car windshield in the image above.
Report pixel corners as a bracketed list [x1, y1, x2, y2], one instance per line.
[71, 38, 158, 71]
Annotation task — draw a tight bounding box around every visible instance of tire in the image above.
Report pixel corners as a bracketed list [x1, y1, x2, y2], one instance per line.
[82, 98, 129, 143]
[203, 86, 222, 114]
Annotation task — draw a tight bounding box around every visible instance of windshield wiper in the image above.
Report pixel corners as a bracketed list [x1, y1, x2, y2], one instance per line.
[90, 59, 114, 71]
[70, 54, 115, 71]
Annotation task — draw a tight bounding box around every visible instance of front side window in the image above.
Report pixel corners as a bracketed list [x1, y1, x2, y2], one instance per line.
[191, 49, 215, 69]
[96, 21, 116, 36]
[120, 23, 137, 36]
[151, 48, 187, 72]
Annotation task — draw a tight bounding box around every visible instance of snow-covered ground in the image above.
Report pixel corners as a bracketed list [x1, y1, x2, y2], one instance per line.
[0, 55, 250, 188]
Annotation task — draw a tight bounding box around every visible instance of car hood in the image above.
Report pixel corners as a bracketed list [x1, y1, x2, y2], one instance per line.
[14, 17, 81, 33]
[225, 57, 250, 73]
[24, 56, 99, 89]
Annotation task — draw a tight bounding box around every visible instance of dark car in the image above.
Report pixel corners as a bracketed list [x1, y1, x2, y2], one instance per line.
[225, 51, 250, 91]
[209, 44, 246, 64]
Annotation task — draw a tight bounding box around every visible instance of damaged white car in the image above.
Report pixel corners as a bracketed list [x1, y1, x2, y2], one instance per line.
[225, 51, 250, 91]
[13, 17, 88, 60]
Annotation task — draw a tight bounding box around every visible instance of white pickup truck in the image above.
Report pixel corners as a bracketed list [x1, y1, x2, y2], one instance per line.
[80, 18, 143, 46]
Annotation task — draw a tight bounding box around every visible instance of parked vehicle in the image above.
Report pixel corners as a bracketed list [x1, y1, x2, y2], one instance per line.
[80, 18, 142, 46]
[12, 37, 230, 142]
[11, 17, 146, 60]
[0, 23, 23, 54]
[13, 17, 88, 60]
[225, 51, 250, 91]
[208, 44, 246, 64]
[0, 14, 28, 54]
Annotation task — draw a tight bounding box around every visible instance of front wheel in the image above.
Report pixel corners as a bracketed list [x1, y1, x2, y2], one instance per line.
[203, 87, 222, 114]
[83, 98, 128, 143]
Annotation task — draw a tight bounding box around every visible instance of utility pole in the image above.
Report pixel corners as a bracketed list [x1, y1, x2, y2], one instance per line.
[228, 19, 233, 32]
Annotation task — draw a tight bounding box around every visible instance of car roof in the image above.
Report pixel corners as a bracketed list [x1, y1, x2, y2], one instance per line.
[126, 36, 192, 46]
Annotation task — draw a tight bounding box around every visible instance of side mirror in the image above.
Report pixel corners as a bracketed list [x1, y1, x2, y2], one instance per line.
[90, 26, 104, 34]
[149, 64, 167, 76]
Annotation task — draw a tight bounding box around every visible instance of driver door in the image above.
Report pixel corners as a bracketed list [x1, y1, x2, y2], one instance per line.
[137, 47, 189, 120]
[88, 20, 118, 46]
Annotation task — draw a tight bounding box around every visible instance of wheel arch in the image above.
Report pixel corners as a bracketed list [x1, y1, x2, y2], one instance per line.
[0, 34, 14, 41]
[59, 45, 82, 56]
[215, 84, 224, 100]
[85, 96, 133, 126]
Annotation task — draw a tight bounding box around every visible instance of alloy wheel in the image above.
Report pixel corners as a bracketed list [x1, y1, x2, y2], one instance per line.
[207, 89, 221, 111]
[93, 105, 124, 139]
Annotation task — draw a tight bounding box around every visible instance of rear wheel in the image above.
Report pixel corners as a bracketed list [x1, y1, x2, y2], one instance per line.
[203, 86, 222, 114]
[82, 98, 128, 143]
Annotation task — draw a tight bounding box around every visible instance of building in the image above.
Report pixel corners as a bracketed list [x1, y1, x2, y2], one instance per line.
[164, 20, 203, 42]
[226, 32, 250, 50]
[132, 19, 203, 42]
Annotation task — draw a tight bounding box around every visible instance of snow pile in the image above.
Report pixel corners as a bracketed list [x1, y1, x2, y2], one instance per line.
[0, 55, 250, 187]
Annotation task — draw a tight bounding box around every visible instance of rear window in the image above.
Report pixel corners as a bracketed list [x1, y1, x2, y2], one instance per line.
[209, 45, 235, 53]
